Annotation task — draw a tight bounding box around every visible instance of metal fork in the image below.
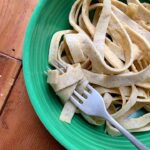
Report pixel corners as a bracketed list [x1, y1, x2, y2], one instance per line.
[53, 60, 149, 150]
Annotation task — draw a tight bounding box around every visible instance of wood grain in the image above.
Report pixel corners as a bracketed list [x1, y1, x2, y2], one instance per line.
[0, 0, 38, 59]
[0, 71, 64, 150]
[0, 53, 21, 111]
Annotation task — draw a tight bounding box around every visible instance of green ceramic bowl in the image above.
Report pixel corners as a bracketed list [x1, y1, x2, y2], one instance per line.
[23, 0, 150, 149]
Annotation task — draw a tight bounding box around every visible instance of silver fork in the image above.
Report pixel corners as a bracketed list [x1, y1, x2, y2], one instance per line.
[53, 60, 149, 150]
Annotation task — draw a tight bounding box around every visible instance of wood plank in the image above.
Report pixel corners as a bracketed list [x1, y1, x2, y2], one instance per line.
[0, 53, 21, 111]
[0, 71, 64, 150]
[0, 0, 38, 59]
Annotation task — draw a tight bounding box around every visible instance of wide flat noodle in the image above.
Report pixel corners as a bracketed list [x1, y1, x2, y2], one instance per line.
[60, 101, 76, 123]
[93, 0, 111, 57]
[143, 3, 150, 10]
[77, 32, 133, 74]
[47, 0, 150, 136]
[65, 34, 86, 63]
[82, 0, 95, 36]
[83, 67, 150, 88]
[112, 0, 127, 13]
[47, 64, 84, 91]
[112, 85, 138, 118]
[49, 30, 73, 66]
[112, 5, 150, 43]
[69, 0, 85, 33]
[127, 0, 150, 23]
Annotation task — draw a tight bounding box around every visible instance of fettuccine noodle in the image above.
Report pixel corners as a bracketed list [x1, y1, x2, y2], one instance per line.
[47, 0, 150, 136]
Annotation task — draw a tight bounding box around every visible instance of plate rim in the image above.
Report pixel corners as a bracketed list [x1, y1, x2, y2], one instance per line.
[22, 0, 74, 149]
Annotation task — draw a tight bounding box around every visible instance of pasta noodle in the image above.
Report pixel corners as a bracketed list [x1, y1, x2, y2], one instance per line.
[47, 0, 150, 136]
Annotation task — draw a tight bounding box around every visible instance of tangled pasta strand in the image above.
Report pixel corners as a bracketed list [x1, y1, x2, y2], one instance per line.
[47, 0, 150, 136]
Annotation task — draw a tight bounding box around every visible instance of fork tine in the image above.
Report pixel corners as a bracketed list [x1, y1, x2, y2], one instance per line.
[53, 63, 64, 74]
[86, 84, 93, 91]
[70, 96, 82, 107]
[53, 60, 65, 74]
[83, 90, 90, 97]
[55, 60, 66, 69]
[73, 91, 85, 102]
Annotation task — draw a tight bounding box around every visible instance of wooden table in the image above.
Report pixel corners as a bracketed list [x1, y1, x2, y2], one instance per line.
[0, 1, 64, 149]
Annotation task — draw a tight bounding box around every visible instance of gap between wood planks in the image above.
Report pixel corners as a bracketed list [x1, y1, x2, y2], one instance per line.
[0, 51, 22, 61]
[0, 52, 22, 116]
[0, 65, 21, 116]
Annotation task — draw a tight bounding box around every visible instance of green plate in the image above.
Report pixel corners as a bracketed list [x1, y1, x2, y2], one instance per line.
[23, 0, 150, 149]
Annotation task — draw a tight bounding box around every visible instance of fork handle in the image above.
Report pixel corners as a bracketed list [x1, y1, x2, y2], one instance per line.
[106, 115, 149, 150]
